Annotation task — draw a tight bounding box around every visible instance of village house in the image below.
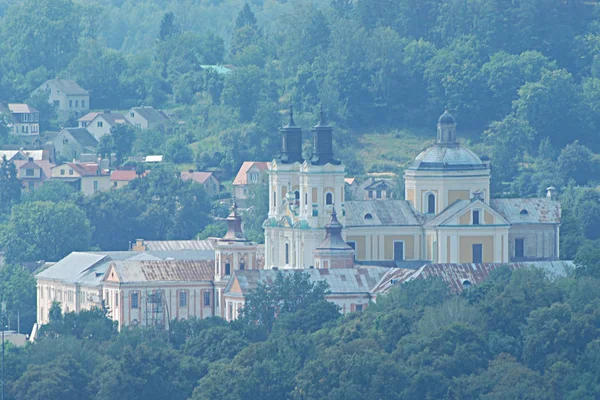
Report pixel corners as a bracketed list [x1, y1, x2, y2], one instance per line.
[13, 157, 55, 191]
[86, 111, 130, 140]
[0, 103, 40, 135]
[0, 149, 47, 162]
[357, 177, 397, 200]
[35, 79, 89, 121]
[232, 161, 269, 203]
[52, 128, 98, 160]
[50, 162, 110, 195]
[110, 169, 145, 189]
[77, 111, 101, 128]
[124, 106, 169, 130]
[180, 170, 220, 195]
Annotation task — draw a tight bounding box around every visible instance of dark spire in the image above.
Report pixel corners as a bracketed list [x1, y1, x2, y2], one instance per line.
[284, 104, 296, 128]
[316, 207, 353, 251]
[221, 196, 248, 242]
[277, 103, 303, 164]
[310, 107, 341, 166]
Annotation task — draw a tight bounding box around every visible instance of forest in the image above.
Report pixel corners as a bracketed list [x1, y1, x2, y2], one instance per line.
[4, 267, 600, 400]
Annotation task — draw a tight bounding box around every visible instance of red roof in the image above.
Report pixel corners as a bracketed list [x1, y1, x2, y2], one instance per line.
[233, 161, 269, 185]
[63, 163, 108, 177]
[110, 170, 146, 182]
[181, 171, 216, 184]
[13, 159, 55, 180]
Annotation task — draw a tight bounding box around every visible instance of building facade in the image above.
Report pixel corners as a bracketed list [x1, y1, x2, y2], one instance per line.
[36, 79, 90, 121]
[0, 103, 40, 135]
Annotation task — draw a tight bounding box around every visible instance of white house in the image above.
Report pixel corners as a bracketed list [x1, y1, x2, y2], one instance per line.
[86, 111, 130, 140]
[232, 161, 269, 202]
[52, 128, 98, 160]
[35, 79, 89, 121]
[125, 106, 169, 130]
[0, 103, 40, 135]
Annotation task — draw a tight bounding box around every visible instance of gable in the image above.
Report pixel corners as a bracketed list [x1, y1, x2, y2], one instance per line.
[229, 277, 242, 293]
[102, 265, 120, 283]
[438, 200, 509, 227]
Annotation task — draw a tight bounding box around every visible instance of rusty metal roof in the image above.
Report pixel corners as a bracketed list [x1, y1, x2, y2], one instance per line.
[373, 261, 574, 295]
[344, 200, 422, 226]
[109, 260, 214, 283]
[490, 198, 560, 224]
[144, 240, 215, 251]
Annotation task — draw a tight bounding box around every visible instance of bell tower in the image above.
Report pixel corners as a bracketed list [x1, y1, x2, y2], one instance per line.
[313, 208, 355, 269]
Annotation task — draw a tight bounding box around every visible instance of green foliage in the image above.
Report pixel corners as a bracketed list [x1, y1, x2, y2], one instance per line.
[0, 263, 36, 333]
[110, 124, 137, 165]
[0, 201, 91, 263]
[0, 154, 21, 214]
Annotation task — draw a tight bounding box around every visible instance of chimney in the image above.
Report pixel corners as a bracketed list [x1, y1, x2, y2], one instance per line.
[546, 186, 558, 201]
[132, 238, 147, 252]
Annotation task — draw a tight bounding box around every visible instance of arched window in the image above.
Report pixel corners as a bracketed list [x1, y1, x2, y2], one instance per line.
[364, 213, 373, 220]
[427, 193, 435, 214]
[285, 243, 289, 265]
[294, 191, 300, 206]
[326, 192, 333, 205]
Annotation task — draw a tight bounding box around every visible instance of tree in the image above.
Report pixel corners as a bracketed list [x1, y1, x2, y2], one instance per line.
[235, 3, 257, 30]
[575, 240, 600, 278]
[0, 201, 92, 263]
[557, 141, 595, 185]
[0, 155, 21, 214]
[241, 271, 330, 332]
[158, 12, 178, 41]
[222, 66, 266, 121]
[164, 135, 193, 164]
[110, 124, 136, 165]
[0, 263, 36, 333]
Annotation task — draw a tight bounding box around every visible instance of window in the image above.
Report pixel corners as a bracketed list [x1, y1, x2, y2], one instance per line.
[75, 100, 79, 107]
[115, 292, 119, 307]
[179, 291, 187, 307]
[60, 169, 65, 175]
[376, 190, 382, 199]
[240, 261, 245, 270]
[347, 241, 357, 260]
[28, 181, 35, 190]
[304, 193, 308, 204]
[131, 292, 139, 309]
[130, 112, 135, 117]
[203, 292, 210, 307]
[355, 304, 364, 312]
[368, 190, 373, 198]
[326, 192, 333, 205]
[473, 244, 483, 263]
[69, 169, 74, 175]
[387, 190, 392, 199]
[427, 193, 435, 214]
[82, 100, 85, 108]
[32, 124, 38, 132]
[94, 181, 99, 191]
[473, 210, 480, 225]
[273, 191, 276, 207]
[26, 168, 34, 177]
[113, 181, 118, 187]
[69, 100, 72, 108]
[285, 243, 290, 264]
[63, 138, 69, 144]
[225, 262, 231, 275]
[98, 121, 103, 127]
[515, 238, 525, 258]
[393, 241, 404, 261]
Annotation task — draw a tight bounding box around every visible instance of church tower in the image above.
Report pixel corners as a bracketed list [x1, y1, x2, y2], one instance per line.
[404, 109, 491, 214]
[264, 107, 346, 269]
[214, 198, 258, 281]
[313, 208, 355, 269]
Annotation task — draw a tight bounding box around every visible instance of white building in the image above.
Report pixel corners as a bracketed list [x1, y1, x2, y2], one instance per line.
[35, 79, 89, 121]
[125, 106, 169, 130]
[86, 111, 130, 140]
[0, 103, 40, 135]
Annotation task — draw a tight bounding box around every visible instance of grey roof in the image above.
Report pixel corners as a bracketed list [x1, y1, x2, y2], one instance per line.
[491, 198, 561, 224]
[143, 240, 215, 252]
[108, 260, 214, 283]
[228, 267, 391, 295]
[96, 112, 129, 126]
[426, 199, 470, 226]
[62, 128, 98, 148]
[36, 252, 107, 283]
[409, 144, 486, 171]
[36, 250, 216, 287]
[44, 79, 89, 95]
[131, 107, 169, 123]
[344, 200, 422, 226]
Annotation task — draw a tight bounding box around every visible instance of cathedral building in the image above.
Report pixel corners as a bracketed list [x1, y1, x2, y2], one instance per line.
[264, 109, 561, 268]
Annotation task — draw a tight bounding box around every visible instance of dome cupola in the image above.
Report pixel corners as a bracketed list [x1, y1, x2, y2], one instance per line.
[437, 108, 457, 145]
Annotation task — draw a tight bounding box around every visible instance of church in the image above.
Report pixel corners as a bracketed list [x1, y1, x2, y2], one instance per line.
[264, 108, 561, 269]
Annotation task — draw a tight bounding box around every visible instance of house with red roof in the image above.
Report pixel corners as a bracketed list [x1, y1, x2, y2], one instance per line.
[110, 169, 147, 189]
[50, 162, 110, 195]
[232, 161, 269, 202]
[13, 157, 55, 191]
[180, 170, 220, 195]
